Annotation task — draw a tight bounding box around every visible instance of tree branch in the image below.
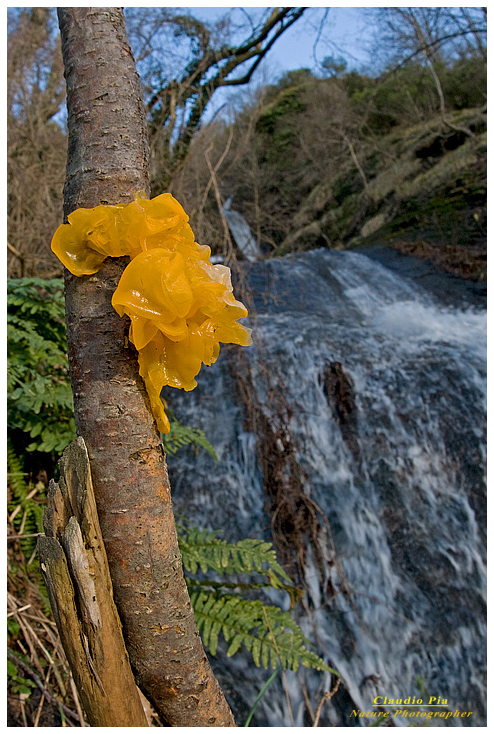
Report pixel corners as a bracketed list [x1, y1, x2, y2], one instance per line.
[170, 8, 306, 168]
[144, 7, 306, 179]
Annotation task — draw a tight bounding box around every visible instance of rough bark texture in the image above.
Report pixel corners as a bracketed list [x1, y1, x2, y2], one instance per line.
[57, 7, 235, 727]
[38, 438, 149, 727]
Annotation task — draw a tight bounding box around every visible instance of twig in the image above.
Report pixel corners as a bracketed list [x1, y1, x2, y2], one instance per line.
[33, 691, 46, 726]
[301, 682, 316, 724]
[20, 695, 28, 726]
[7, 240, 25, 262]
[7, 603, 31, 617]
[33, 667, 51, 727]
[205, 146, 235, 261]
[313, 678, 341, 727]
[7, 592, 67, 695]
[28, 546, 38, 566]
[69, 674, 87, 727]
[7, 593, 44, 676]
[19, 508, 29, 536]
[24, 612, 57, 628]
[8, 486, 40, 523]
[7, 649, 81, 724]
[10, 594, 54, 665]
[200, 124, 234, 215]
[342, 133, 369, 194]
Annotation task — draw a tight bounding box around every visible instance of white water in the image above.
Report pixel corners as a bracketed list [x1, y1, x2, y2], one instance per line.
[167, 249, 486, 727]
[223, 197, 260, 261]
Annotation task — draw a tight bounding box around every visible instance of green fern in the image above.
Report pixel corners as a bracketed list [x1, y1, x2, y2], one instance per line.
[190, 590, 337, 674]
[7, 278, 76, 454]
[162, 412, 218, 461]
[7, 440, 45, 563]
[178, 526, 292, 590]
[178, 524, 335, 676]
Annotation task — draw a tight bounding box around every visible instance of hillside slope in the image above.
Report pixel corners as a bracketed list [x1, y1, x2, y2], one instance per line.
[277, 107, 486, 281]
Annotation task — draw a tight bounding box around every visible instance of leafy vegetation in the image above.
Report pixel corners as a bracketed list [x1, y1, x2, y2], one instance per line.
[162, 411, 218, 460]
[178, 526, 334, 673]
[179, 526, 291, 586]
[191, 591, 332, 672]
[7, 657, 36, 697]
[7, 440, 45, 565]
[7, 278, 76, 460]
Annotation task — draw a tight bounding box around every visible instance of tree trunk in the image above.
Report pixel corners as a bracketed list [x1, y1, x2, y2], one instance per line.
[57, 7, 235, 727]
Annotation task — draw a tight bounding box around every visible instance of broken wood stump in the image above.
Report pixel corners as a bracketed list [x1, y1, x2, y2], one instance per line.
[37, 437, 149, 727]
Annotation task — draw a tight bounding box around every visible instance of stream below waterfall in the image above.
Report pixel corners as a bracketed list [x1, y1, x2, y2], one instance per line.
[166, 248, 486, 727]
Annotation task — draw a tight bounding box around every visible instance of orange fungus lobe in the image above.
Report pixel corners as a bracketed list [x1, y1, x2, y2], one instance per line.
[51, 192, 251, 433]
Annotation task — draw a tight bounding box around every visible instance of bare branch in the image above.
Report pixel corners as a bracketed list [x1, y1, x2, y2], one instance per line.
[140, 7, 307, 184]
[171, 8, 306, 168]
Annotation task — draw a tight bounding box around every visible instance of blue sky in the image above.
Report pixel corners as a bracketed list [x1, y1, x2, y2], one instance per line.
[173, 6, 376, 120]
[257, 7, 375, 72]
[191, 6, 375, 77]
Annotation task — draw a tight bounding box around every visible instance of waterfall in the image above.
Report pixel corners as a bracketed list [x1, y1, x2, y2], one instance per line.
[166, 249, 486, 727]
[223, 196, 260, 261]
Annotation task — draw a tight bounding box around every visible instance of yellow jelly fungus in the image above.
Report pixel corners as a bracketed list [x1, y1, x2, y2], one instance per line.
[51, 192, 252, 433]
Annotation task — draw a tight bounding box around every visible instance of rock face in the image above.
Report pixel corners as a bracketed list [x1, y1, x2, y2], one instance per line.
[166, 248, 486, 727]
[321, 361, 359, 460]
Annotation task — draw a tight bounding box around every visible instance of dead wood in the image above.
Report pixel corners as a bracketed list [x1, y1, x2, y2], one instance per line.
[38, 437, 149, 727]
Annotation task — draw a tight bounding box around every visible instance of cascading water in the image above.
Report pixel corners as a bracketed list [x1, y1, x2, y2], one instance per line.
[223, 197, 260, 261]
[166, 248, 486, 727]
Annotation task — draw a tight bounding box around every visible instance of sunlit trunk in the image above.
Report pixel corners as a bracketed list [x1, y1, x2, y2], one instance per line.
[57, 7, 235, 726]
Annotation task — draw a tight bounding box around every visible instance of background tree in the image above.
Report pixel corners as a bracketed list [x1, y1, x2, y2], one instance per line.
[56, 7, 234, 726]
[7, 8, 65, 278]
[373, 7, 486, 134]
[125, 7, 306, 190]
[7, 6, 310, 278]
[373, 6, 487, 67]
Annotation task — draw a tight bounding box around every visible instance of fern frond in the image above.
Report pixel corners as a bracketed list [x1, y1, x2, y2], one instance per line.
[7, 439, 45, 562]
[8, 278, 76, 455]
[162, 416, 218, 461]
[190, 590, 337, 674]
[178, 526, 292, 588]
[7, 439, 27, 501]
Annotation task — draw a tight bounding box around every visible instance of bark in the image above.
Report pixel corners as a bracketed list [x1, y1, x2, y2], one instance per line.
[57, 7, 235, 726]
[38, 438, 149, 727]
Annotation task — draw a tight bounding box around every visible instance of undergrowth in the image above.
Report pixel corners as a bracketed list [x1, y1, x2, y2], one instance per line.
[7, 439, 45, 566]
[7, 278, 76, 458]
[7, 504, 83, 726]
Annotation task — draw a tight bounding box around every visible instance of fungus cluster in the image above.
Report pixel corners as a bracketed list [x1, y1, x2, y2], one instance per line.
[52, 192, 251, 432]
